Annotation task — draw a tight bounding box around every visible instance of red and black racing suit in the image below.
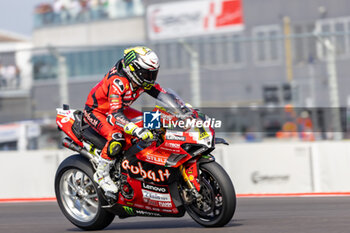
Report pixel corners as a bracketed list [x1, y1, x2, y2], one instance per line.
[84, 60, 165, 160]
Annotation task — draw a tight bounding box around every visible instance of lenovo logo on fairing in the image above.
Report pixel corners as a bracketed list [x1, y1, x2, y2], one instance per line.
[142, 183, 168, 193]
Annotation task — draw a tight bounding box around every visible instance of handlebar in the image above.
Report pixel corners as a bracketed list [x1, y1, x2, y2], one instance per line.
[131, 130, 160, 145]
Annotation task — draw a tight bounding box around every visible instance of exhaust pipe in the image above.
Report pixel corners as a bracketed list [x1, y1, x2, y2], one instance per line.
[62, 137, 94, 161]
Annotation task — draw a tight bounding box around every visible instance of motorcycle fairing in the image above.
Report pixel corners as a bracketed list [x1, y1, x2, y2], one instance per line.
[109, 177, 186, 218]
[121, 156, 179, 185]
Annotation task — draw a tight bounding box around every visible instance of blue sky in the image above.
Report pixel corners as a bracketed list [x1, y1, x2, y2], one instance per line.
[0, 0, 44, 36]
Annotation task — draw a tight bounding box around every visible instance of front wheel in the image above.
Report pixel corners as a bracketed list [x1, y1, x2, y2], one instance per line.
[185, 161, 236, 227]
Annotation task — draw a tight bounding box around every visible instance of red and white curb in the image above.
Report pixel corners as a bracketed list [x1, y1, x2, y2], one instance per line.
[0, 197, 56, 203]
[1, 192, 350, 203]
[237, 192, 350, 198]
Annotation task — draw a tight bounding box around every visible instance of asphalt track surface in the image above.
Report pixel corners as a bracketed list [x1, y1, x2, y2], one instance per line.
[1, 196, 350, 233]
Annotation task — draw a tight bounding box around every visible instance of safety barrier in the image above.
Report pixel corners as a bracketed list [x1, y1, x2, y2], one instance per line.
[0, 150, 71, 199]
[215, 141, 350, 194]
[1, 142, 350, 199]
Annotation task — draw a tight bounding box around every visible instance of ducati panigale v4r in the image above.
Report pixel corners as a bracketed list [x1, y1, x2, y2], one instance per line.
[55, 89, 236, 230]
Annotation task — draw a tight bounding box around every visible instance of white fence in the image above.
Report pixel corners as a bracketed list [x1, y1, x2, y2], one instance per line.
[1, 142, 350, 199]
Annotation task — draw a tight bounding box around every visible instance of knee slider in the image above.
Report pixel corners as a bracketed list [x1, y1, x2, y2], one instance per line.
[107, 133, 125, 159]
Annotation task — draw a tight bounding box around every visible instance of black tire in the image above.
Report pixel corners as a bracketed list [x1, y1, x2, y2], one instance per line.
[186, 161, 236, 227]
[55, 154, 115, 230]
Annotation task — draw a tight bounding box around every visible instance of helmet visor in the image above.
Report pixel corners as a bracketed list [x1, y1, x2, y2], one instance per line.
[137, 69, 158, 83]
[133, 69, 158, 89]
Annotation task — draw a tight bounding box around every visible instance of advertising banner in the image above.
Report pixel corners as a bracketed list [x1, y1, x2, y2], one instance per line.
[147, 0, 244, 40]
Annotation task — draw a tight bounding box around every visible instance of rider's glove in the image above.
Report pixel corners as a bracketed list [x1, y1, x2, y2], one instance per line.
[124, 122, 154, 141]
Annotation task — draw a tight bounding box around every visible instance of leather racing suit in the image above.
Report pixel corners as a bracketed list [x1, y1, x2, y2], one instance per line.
[83, 59, 165, 160]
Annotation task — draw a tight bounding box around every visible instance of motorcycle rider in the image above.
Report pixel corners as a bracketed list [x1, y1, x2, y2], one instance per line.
[83, 46, 165, 194]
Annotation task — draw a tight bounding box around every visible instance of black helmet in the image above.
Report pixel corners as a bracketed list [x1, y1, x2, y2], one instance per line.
[122, 46, 160, 90]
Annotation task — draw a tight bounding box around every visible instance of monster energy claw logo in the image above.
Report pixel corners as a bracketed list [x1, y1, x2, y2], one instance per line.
[123, 206, 134, 215]
[124, 51, 136, 65]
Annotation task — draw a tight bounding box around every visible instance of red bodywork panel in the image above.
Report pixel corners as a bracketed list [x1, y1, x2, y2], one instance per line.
[56, 114, 83, 147]
[117, 177, 179, 214]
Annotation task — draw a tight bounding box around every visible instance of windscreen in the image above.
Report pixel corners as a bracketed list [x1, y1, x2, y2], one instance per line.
[156, 89, 193, 119]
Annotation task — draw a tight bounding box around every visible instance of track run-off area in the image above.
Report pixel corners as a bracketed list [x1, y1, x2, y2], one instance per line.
[1, 196, 350, 233]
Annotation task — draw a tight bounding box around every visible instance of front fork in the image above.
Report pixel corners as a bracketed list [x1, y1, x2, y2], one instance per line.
[179, 163, 202, 200]
[179, 154, 216, 202]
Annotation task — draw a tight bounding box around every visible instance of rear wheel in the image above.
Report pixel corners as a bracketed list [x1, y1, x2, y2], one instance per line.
[55, 154, 115, 230]
[186, 161, 236, 227]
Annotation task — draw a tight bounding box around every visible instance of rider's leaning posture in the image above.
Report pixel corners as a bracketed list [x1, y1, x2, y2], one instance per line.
[83, 46, 165, 194]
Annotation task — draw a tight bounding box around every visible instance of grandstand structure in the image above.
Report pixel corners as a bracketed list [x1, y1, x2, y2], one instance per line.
[0, 30, 32, 123]
[2, 0, 350, 136]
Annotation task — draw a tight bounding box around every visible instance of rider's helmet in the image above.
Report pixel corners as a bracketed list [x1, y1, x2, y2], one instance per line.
[122, 46, 160, 90]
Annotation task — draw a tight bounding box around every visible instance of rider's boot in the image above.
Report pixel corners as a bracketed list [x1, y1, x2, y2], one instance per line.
[93, 157, 119, 194]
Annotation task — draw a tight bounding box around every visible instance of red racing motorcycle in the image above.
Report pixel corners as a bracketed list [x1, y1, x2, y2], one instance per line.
[55, 89, 236, 230]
